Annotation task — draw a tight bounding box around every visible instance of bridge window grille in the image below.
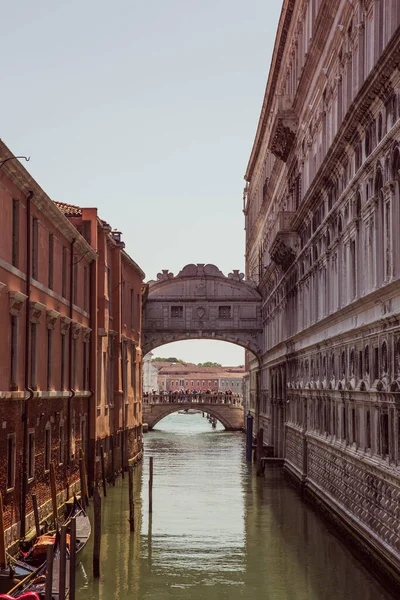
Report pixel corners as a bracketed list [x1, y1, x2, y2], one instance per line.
[171, 306, 183, 319]
[218, 306, 232, 319]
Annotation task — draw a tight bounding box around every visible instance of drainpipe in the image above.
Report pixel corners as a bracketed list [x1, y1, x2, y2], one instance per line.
[67, 239, 76, 468]
[21, 190, 34, 539]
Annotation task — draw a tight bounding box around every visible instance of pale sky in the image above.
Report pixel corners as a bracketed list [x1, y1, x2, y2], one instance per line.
[1, 0, 281, 366]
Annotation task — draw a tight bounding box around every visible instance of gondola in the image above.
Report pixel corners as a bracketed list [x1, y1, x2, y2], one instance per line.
[0, 495, 91, 599]
[0, 561, 37, 596]
[18, 495, 90, 569]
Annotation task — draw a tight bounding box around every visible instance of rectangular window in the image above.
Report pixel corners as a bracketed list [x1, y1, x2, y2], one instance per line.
[30, 323, 37, 390]
[171, 306, 183, 319]
[12, 199, 19, 268]
[130, 289, 134, 329]
[47, 329, 53, 390]
[107, 267, 112, 311]
[62, 247, 68, 298]
[109, 350, 114, 407]
[83, 341, 88, 390]
[45, 426, 51, 472]
[32, 218, 38, 280]
[381, 413, 389, 456]
[131, 347, 136, 401]
[7, 434, 16, 490]
[218, 306, 232, 319]
[103, 351, 108, 404]
[73, 338, 78, 389]
[59, 423, 64, 465]
[83, 266, 88, 312]
[61, 334, 66, 391]
[28, 430, 35, 480]
[48, 234, 54, 290]
[10, 315, 18, 390]
[73, 257, 78, 305]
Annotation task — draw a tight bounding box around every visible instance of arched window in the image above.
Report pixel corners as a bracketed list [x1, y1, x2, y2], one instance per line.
[381, 341, 388, 374]
[364, 346, 370, 375]
[377, 113, 383, 142]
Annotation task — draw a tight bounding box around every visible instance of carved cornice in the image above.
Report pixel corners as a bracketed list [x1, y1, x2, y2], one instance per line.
[82, 327, 92, 343]
[46, 309, 60, 330]
[29, 301, 46, 324]
[71, 322, 82, 339]
[60, 316, 72, 335]
[9, 290, 27, 317]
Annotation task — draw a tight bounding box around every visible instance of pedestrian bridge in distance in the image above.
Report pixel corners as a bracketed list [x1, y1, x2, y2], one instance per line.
[142, 264, 262, 359]
[143, 394, 244, 430]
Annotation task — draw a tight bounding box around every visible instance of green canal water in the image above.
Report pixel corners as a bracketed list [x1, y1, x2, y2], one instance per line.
[76, 413, 394, 599]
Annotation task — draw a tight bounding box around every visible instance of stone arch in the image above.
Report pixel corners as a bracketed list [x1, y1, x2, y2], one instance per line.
[143, 264, 262, 359]
[144, 403, 243, 431]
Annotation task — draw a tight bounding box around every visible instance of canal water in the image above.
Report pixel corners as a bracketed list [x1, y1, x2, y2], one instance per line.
[76, 413, 394, 599]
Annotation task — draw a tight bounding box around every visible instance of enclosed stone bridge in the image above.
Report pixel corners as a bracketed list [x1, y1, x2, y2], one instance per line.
[143, 394, 244, 430]
[142, 264, 262, 358]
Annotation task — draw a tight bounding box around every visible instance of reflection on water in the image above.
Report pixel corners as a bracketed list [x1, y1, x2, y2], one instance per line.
[76, 413, 394, 599]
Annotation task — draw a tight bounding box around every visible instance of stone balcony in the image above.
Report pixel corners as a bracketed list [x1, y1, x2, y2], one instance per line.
[268, 95, 297, 162]
[268, 212, 299, 271]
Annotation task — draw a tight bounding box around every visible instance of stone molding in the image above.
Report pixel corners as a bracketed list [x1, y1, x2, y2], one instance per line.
[8, 290, 27, 316]
[60, 316, 72, 335]
[46, 309, 60, 330]
[29, 301, 46, 324]
[82, 327, 92, 343]
[71, 322, 82, 339]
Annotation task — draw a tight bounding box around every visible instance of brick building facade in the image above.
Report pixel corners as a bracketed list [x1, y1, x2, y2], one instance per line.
[153, 361, 244, 395]
[0, 140, 145, 547]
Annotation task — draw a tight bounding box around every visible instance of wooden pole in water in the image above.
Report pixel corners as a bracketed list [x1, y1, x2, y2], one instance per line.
[79, 448, 89, 503]
[32, 494, 41, 538]
[59, 524, 67, 600]
[93, 486, 101, 578]
[100, 446, 107, 497]
[44, 542, 54, 600]
[50, 462, 58, 526]
[256, 428, 264, 476]
[128, 465, 135, 532]
[69, 517, 76, 600]
[148, 456, 153, 514]
[79, 458, 86, 509]
[111, 434, 116, 486]
[0, 491, 6, 569]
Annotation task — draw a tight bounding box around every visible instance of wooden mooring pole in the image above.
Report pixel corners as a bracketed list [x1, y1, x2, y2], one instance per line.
[44, 542, 54, 600]
[93, 486, 101, 578]
[69, 517, 77, 600]
[149, 456, 153, 514]
[79, 449, 89, 503]
[50, 462, 58, 526]
[128, 465, 135, 532]
[59, 524, 67, 600]
[79, 458, 86, 509]
[100, 446, 107, 497]
[111, 434, 116, 486]
[32, 494, 41, 537]
[256, 428, 264, 476]
[0, 492, 6, 569]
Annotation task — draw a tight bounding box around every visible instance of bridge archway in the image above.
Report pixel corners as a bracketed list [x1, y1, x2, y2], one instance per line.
[142, 264, 262, 360]
[143, 400, 244, 430]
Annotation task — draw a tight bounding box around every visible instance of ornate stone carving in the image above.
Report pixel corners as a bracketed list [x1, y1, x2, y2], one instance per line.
[82, 327, 92, 343]
[60, 316, 72, 335]
[0, 282, 6, 298]
[269, 95, 297, 162]
[71, 322, 82, 339]
[9, 291, 27, 316]
[46, 309, 60, 330]
[29, 301, 46, 324]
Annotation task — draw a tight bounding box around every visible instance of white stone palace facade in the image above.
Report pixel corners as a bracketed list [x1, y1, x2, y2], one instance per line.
[244, 0, 400, 582]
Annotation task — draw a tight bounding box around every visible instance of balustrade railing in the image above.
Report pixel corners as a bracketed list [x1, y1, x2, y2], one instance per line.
[143, 392, 243, 406]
